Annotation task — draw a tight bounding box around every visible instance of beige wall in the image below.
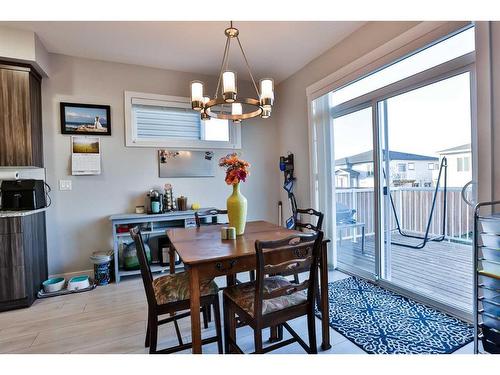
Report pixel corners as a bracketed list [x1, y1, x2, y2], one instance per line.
[42, 54, 279, 274]
[0, 25, 50, 76]
[274, 22, 420, 214]
[475, 21, 500, 203]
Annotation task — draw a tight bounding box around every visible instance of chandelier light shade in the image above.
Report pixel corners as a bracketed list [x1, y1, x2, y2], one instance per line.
[222, 71, 237, 102]
[190, 21, 274, 123]
[190, 81, 204, 111]
[259, 78, 274, 109]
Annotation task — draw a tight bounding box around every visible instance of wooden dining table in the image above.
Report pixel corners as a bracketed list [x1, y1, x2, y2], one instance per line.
[166, 220, 331, 354]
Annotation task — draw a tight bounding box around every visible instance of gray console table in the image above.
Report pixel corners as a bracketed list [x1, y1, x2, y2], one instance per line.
[109, 209, 215, 283]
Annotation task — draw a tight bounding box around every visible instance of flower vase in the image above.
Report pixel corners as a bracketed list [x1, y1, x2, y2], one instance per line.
[227, 183, 247, 235]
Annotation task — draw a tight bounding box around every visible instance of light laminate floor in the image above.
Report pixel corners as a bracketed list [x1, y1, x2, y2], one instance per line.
[0, 270, 473, 354]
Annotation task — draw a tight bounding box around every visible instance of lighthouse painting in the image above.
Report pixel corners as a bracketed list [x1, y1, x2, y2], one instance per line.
[61, 102, 111, 136]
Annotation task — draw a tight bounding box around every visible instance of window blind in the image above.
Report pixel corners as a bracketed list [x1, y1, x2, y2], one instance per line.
[132, 104, 201, 140]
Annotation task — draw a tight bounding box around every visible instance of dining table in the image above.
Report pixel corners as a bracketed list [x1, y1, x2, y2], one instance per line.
[166, 220, 331, 354]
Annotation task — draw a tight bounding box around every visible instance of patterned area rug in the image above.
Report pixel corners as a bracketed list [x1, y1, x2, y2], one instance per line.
[318, 277, 473, 354]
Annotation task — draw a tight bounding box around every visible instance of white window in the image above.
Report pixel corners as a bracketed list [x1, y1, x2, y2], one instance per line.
[124, 91, 241, 149]
[457, 156, 471, 172]
[331, 27, 475, 107]
[428, 163, 435, 170]
[408, 162, 415, 170]
[398, 163, 406, 172]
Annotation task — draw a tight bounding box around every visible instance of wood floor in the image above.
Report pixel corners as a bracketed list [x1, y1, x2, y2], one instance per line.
[337, 233, 473, 312]
[0, 270, 473, 354]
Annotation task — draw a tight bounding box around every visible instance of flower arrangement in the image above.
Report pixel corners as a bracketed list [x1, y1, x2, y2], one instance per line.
[219, 153, 250, 185]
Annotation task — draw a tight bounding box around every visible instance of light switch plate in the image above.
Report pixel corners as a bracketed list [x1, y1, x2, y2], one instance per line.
[59, 180, 72, 191]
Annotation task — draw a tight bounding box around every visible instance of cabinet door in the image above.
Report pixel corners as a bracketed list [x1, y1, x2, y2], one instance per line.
[0, 67, 32, 166]
[0, 233, 26, 302]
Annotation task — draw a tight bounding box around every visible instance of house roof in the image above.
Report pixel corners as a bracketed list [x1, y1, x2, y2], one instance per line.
[437, 143, 471, 154]
[335, 150, 438, 166]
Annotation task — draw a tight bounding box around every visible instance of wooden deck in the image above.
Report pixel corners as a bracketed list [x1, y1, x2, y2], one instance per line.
[337, 233, 473, 312]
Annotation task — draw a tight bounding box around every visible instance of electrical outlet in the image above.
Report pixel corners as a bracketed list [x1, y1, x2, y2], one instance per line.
[59, 180, 72, 191]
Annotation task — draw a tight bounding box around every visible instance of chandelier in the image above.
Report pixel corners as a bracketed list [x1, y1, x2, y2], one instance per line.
[190, 21, 274, 123]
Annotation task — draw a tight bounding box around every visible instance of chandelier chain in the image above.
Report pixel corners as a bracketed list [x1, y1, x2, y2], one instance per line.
[214, 35, 230, 99]
[236, 36, 260, 97]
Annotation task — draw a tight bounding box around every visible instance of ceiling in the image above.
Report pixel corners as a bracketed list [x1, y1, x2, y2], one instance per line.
[3, 21, 365, 83]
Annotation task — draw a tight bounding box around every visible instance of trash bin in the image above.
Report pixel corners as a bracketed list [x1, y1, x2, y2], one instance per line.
[90, 251, 113, 285]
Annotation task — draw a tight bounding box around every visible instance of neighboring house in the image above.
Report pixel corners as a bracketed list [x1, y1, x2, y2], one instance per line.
[335, 150, 439, 188]
[436, 143, 472, 188]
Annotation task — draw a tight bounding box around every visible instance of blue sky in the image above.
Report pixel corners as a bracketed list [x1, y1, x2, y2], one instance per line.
[65, 106, 108, 124]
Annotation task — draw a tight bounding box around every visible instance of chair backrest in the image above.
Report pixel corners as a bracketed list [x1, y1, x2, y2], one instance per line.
[194, 208, 228, 227]
[130, 226, 157, 307]
[254, 231, 324, 320]
[294, 208, 324, 232]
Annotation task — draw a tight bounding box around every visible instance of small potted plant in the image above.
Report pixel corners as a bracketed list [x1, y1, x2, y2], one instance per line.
[219, 153, 250, 235]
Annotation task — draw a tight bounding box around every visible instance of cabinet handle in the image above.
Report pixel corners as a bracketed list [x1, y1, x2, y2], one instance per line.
[215, 260, 237, 272]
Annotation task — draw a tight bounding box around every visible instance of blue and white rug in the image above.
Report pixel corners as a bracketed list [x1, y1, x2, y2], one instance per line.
[318, 277, 473, 354]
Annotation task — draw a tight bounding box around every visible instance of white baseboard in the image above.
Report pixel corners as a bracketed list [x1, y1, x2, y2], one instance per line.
[49, 269, 94, 280]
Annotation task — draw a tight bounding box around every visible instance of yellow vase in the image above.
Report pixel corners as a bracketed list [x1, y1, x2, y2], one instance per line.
[227, 183, 247, 235]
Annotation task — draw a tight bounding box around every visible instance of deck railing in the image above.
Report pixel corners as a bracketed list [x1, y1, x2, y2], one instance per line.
[336, 187, 472, 243]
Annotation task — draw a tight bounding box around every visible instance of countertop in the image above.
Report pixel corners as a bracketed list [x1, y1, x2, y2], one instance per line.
[0, 207, 48, 218]
[109, 208, 216, 222]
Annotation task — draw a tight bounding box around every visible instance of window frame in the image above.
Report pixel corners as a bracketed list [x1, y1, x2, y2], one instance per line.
[124, 91, 241, 149]
[408, 162, 415, 170]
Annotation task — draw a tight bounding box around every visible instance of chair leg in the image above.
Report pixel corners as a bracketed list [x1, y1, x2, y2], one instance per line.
[213, 298, 224, 354]
[202, 306, 209, 329]
[145, 319, 150, 348]
[207, 304, 212, 323]
[307, 309, 318, 354]
[254, 328, 263, 354]
[223, 296, 231, 353]
[249, 270, 255, 282]
[269, 324, 283, 342]
[148, 314, 158, 354]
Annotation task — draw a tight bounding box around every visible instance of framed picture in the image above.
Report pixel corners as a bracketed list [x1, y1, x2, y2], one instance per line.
[60, 102, 111, 135]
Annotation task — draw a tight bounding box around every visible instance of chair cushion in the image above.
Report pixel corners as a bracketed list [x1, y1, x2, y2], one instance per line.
[152, 272, 219, 305]
[223, 276, 307, 317]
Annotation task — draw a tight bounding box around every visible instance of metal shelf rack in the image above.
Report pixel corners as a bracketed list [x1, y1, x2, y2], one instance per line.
[473, 201, 500, 354]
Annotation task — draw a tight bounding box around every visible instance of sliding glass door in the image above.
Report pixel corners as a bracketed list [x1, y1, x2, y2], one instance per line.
[378, 72, 474, 314]
[322, 26, 476, 318]
[332, 106, 377, 278]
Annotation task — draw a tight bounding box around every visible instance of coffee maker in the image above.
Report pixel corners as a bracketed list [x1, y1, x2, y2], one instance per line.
[147, 189, 163, 214]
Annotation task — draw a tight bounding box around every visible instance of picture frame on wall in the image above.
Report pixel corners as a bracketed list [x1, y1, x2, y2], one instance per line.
[60, 102, 111, 136]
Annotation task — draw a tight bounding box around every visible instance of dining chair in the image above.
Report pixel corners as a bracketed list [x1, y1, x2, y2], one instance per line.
[194, 208, 228, 227]
[294, 208, 324, 232]
[130, 226, 223, 354]
[222, 231, 324, 354]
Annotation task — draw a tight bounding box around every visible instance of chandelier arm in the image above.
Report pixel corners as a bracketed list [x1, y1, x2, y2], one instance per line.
[214, 35, 231, 99]
[236, 36, 260, 97]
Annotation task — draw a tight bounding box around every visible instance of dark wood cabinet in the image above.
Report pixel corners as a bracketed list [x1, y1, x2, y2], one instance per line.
[0, 62, 43, 167]
[0, 60, 47, 311]
[0, 212, 47, 311]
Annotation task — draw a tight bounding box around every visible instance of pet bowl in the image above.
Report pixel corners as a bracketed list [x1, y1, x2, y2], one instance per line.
[67, 276, 90, 291]
[42, 277, 65, 293]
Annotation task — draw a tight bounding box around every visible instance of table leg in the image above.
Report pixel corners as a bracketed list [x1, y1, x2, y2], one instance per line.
[189, 266, 202, 354]
[320, 242, 331, 350]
